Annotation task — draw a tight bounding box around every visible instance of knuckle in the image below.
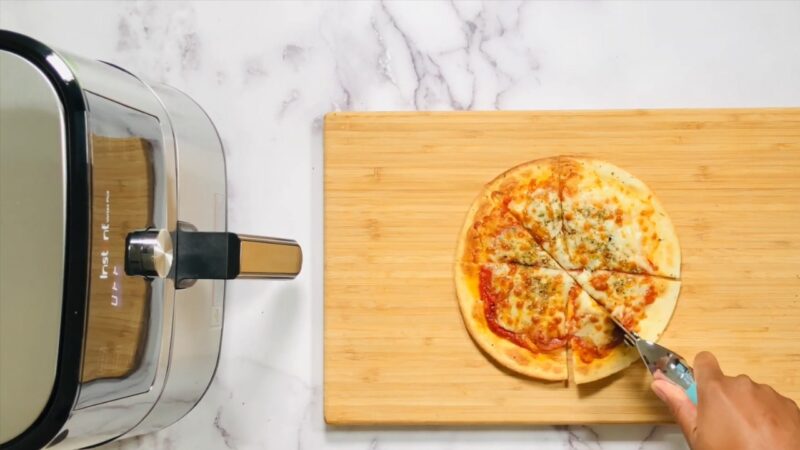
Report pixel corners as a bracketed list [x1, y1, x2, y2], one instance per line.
[695, 351, 713, 364]
[701, 378, 723, 395]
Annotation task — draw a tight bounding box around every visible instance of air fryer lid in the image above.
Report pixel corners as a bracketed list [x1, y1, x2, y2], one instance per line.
[0, 50, 67, 443]
[0, 31, 89, 450]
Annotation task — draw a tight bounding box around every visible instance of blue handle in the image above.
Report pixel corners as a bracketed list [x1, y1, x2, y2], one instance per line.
[667, 357, 698, 405]
[685, 382, 698, 405]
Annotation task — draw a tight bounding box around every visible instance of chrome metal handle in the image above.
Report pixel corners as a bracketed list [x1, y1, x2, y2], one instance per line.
[124, 229, 174, 278]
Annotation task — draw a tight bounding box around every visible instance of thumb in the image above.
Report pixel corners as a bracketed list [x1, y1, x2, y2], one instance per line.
[651, 378, 697, 440]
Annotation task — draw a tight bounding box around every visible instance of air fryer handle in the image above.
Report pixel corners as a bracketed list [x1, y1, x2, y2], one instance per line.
[125, 225, 302, 287]
[233, 234, 303, 279]
[174, 229, 302, 287]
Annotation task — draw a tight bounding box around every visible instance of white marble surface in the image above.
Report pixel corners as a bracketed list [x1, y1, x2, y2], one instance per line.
[3, 1, 800, 449]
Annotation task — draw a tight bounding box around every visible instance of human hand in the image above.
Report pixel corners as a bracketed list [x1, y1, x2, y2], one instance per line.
[651, 351, 800, 450]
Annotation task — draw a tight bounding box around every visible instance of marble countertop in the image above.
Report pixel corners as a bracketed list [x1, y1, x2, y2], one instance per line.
[3, 1, 799, 449]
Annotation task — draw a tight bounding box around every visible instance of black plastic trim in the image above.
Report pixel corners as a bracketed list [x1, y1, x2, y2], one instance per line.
[175, 230, 241, 284]
[0, 30, 90, 450]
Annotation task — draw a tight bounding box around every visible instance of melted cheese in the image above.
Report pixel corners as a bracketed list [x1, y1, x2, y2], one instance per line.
[466, 199, 558, 267]
[508, 188, 562, 243]
[484, 265, 568, 346]
[491, 160, 577, 269]
[573, 270, 662, 332]
[568, 287, 618, 348]
[561, 158, 678, 277]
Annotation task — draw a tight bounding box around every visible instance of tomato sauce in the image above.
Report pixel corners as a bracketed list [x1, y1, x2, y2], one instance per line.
[479, 267, 566, 353]
[590, 274, 610, 291]
[644, 285, 657, 305]
[572, 332, 624, 364]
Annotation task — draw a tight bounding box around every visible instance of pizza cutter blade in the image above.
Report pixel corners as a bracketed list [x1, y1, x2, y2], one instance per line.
[609, 315, 698, 405]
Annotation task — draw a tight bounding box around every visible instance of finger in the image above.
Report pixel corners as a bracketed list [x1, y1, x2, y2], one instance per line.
[693, 351, 723, 385]
[652, 379, 698, 440]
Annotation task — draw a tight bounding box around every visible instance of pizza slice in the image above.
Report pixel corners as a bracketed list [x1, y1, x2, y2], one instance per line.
[559, 157, 681, 278]
[567, 284, 639, 384]
[454, 263, 570, 380]
[456, 191, 559, 267]
[571, 270, 681, 340]
[485, 158, 576, 269]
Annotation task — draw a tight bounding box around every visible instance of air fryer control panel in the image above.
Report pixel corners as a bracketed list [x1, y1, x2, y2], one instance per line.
[77, 92, 164, 408]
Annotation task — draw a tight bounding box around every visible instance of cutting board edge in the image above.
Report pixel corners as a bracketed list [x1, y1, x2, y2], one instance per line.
[324, 107, 800, 120]
[322, 401, 677, 426]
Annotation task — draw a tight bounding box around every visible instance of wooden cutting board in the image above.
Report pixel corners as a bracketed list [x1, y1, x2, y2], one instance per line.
[323, 109, 800, 425]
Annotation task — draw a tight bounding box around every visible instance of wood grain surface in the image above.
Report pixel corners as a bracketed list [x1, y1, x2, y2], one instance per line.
[323, 109, 800, 424]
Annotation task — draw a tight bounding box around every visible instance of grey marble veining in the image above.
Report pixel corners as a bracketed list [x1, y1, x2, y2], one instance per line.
[2, 1, 799, 449]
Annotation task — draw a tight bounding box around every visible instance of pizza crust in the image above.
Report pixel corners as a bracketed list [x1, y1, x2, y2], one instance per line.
[483, 157, 558, 196]
[454, 263, 568, 380]
[635, 278, 681, 341]
[572, 344, 640, 384]
[454, 190, 487, 264]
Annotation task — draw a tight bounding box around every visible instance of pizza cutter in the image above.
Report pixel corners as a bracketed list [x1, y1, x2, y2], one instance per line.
[609, 315, 698, 405]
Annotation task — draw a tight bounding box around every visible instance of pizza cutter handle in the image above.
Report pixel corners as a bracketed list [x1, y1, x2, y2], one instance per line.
[685, 382, 698, 405]
[666, 357, 698, 406]
[650, 348, 698, 406]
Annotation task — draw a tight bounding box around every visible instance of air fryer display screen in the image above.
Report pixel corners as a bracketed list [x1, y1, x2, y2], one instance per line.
[80, 92, 163, 406]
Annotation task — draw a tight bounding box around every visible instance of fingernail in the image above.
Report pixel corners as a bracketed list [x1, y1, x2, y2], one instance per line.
[651, 383, 668, 402]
